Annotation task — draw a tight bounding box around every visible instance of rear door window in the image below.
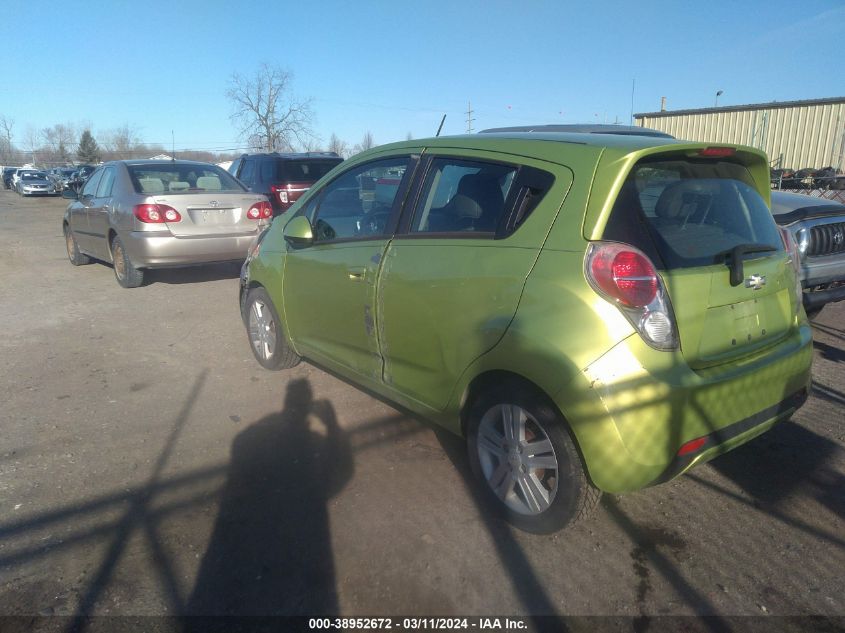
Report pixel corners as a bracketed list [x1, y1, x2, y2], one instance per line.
[410, 159, 516, 234]
[606, 158, 783, 269]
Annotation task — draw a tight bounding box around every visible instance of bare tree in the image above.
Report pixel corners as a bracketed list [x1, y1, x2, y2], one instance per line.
[42, 123, 76, 164]
[102, 123, 141, 159]
[23, 125, 39, 164]
[328, 132, 349, 158]
[227, 63, 314, 152]
[352, 131, 375, 155]
[0, 115, 14, 164]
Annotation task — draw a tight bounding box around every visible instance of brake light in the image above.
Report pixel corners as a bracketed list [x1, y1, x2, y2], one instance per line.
[270, 185, 289, 205]
[585, 242, 678, 350]
[698, 146, 736, 158]
[134, 204, 181, 223]
[247, 201, 273, 220]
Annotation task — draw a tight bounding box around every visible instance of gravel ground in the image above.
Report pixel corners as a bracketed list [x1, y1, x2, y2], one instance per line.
[0, 189, 842, 628]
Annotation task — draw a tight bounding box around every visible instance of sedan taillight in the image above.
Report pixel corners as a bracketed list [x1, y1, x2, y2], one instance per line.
[134, 204, 181, 223]
[247, 201, 273, 219]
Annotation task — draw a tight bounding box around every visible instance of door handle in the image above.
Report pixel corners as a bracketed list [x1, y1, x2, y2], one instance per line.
[348, 267, 365, 281]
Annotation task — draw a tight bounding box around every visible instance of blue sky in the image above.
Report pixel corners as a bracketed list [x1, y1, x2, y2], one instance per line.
[1, 0, 843, 154]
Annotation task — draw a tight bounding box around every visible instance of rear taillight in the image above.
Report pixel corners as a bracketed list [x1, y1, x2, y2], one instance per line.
[134, 204, 181, 223]
[779, 227, 804, 316]
[585, 242, 678, 350]
[270, 185, 289, 205]
[247, 201, 273, 219]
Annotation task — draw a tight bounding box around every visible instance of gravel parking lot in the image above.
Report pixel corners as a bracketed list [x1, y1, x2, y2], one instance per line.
[0, 189, 843, 628]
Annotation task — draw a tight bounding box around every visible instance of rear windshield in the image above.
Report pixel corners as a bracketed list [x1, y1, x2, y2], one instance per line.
[275, 160, 340, 182]
[605, 158, 783, 269]
[127, 163, 245, 195]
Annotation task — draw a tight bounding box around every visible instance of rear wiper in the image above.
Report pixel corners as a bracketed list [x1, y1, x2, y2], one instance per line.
[718, 243, 777, 287]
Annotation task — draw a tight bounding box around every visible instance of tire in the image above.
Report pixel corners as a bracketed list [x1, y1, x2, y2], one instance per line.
[64, 225, 91, 266]
[466, 384, 601, 533]
[244, 287, 300, 370]
[111, 235, 144, 288]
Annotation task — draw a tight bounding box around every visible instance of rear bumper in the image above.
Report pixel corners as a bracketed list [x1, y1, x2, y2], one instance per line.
[123, 230, 258, 268]
[567, 324, 813, 493]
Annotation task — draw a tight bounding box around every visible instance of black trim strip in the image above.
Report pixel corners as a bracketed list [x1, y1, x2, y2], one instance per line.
[650, 387, 809, 487]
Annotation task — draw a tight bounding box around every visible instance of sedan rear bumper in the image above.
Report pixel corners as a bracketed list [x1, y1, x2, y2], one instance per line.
[123, 230, 258, 268]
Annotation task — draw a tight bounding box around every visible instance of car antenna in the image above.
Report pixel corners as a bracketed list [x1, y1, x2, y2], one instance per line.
[435, 115, 446, 137]
[171, 131, 176, 161]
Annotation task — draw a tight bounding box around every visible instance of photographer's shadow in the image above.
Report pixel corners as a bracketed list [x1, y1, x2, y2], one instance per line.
[187, 378, 353, 615]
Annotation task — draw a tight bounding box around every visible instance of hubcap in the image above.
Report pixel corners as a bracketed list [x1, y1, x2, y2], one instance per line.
[476, 403, 559, 516]
[113, 243, 125, 279]
[248, 299, 276, 360]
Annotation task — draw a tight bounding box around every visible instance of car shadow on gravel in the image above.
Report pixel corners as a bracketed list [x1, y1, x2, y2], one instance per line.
[707, 420, 844, 520]
[144, 262, 242, 286]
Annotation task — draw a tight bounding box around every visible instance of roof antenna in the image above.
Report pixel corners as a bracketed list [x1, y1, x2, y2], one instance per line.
[435, 114, 446, 137]
[171, 130, 175, 161]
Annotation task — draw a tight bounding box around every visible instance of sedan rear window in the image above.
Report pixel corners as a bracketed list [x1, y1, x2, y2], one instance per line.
[127, 163, 245, 194]
[275, 160, 341, 182]
[605, 158, 783, 269]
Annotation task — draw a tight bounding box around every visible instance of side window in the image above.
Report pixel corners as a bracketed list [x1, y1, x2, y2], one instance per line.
[238, 159, 256, 186]
[96, 167, 116, 198]
[311, 157, 411, 242]
[82, 169, 104, 198]
[411, 159, 516, 234]
[228, 158, 241, 176]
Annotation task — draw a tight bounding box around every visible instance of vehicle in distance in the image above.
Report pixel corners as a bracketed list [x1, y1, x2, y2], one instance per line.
[3, 167, 19, 189]
[771, 190, 845, 318]
[228, 152, 343, 216]
[16, 170, 56, 196]
[239, 133, 812, 532]
[62, 160, 272, 288]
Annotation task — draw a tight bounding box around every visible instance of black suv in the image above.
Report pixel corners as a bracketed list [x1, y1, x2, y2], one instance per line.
[228, 152, 343, 215]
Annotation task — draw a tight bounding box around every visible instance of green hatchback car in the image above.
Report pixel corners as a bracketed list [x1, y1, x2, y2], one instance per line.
[239, 132, 813, 532]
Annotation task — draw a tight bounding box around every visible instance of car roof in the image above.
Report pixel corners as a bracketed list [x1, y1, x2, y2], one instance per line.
[479, 124, 674, 138]
[115, 159, 221, 168]
[238, 152, 342, 160]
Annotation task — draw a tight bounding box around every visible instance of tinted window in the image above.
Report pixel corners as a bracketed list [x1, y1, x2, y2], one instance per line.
[277, 160, 340, 182]
[126, 163, 244, 194]
[607, 158, 783, 269]
[411, 159, 516, 234]
[309, 157, 410, 242]
[238, 159, 256, 186]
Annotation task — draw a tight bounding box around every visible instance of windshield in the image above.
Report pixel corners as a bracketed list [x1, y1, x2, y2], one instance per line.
[606, 157, 783, 269]
[127, 163, 246, 194]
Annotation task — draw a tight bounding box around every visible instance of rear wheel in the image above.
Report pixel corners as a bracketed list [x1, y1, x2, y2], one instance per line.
[111, 236, 144, 288]
[64, 225, 90, 266]
[244, 287, 300, 370]
[467, 385, 600, 533]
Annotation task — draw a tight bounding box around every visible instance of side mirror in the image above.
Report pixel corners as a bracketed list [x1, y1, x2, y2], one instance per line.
[283, 215, 314, 248]
[62, 189, 79, 200]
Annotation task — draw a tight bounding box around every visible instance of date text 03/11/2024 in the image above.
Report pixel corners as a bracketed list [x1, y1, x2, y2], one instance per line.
[307, 617, 528, 630]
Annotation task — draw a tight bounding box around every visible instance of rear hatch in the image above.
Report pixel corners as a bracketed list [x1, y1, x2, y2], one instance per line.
[271, 159, 342, 206]
[603, 150, 796, 369]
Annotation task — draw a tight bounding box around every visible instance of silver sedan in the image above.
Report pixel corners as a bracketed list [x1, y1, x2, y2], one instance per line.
[17, 171, 56, 196]
[62, 160, 272, 288]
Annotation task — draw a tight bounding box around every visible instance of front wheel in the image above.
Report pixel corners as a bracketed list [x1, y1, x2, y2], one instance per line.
[111, 235, 144, 288]
[466, 386, 600, 533]
[244, 287, 300, 370]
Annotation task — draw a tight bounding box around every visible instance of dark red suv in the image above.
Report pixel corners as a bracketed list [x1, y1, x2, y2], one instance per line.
[228, 152, 343, 216]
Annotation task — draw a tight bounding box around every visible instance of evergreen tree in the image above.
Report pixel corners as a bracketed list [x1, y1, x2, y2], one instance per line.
[77, 130, 101, 164]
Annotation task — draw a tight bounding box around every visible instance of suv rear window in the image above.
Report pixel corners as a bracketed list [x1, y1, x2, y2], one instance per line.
[275, 160, 340, 182]
[605, 157, 783, 269]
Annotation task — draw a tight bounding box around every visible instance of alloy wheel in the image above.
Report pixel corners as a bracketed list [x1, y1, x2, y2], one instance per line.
[248, 299, 277, 361]
[476, 403, 559, 515]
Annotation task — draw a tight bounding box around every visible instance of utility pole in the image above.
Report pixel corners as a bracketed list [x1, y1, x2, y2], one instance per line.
[466, 101, 475, 134]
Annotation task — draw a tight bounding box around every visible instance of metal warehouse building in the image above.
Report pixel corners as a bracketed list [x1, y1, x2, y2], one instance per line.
[635, 96, 845, 172]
